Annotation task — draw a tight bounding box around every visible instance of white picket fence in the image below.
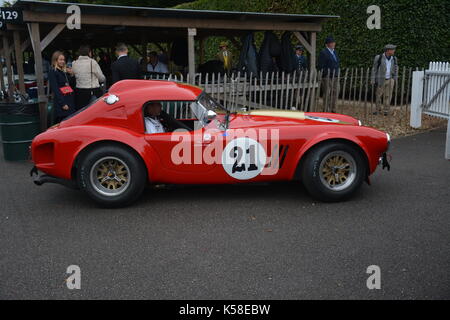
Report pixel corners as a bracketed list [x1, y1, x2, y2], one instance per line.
[410, 61, 450, 159]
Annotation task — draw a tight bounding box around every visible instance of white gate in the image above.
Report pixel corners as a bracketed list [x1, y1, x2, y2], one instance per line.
[411, 62, 450, 159]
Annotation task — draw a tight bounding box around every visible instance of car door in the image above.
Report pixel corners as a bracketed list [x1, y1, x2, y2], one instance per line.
[145, 127, 214, 171]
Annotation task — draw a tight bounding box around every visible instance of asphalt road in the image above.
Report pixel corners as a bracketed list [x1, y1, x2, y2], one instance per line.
[0, 128, 449, 300]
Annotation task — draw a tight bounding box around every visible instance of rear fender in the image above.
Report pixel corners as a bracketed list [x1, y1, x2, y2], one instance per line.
[34, 126, 158, 181]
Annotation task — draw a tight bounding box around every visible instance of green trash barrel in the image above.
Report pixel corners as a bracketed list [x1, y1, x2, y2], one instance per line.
[0, 102, 41, 161]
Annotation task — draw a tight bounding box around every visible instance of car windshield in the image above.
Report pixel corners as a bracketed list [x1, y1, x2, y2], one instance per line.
[189, 92, 227, 128]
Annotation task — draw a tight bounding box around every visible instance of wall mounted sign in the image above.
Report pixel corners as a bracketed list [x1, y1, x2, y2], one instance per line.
[0, 7, 23, 24]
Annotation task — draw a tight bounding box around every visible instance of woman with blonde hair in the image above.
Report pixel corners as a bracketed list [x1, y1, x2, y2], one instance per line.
[48, 51, 76, 123]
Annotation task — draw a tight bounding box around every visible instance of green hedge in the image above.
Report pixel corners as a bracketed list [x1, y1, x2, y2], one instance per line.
[175, 0, 450, 68]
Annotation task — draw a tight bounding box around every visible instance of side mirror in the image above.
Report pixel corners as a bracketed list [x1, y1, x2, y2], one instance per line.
[206, 110, 217, 122]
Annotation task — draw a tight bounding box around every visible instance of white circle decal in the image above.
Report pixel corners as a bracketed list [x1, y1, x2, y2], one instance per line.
[222, 137, 267, 180]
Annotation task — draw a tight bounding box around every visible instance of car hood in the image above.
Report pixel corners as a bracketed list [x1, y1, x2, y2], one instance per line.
[226, 110, 360, 128]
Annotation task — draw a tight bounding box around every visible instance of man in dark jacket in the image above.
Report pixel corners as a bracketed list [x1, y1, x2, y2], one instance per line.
[295, 45, 308, 72]
[318, 36, 340, 113]
[111, 43, 142, 84]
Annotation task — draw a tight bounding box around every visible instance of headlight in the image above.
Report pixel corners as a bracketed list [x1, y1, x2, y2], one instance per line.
[358, 120, 362, 126]
[386, 133, 391, 150]
[104, 94, 120, 105]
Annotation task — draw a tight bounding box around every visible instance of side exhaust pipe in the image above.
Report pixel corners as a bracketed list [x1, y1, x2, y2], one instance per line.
[30, 167, 78, 189]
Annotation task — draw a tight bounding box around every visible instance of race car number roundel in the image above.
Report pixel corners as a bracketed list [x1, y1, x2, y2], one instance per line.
[222, 137, 267, 180]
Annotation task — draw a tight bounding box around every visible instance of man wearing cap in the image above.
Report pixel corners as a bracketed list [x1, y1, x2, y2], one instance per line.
[217, 41, 233, 75]
[295, 45, 308, 72]
[318, 36, 340, 113]
[371, 44, 398, 115]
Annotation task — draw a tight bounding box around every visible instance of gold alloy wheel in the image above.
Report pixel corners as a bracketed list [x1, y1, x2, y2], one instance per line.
[89, 157, 131, 196]
[319, 151, 356, 192]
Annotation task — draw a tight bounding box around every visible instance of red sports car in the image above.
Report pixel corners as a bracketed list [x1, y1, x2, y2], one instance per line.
[30, 80, 391, 207]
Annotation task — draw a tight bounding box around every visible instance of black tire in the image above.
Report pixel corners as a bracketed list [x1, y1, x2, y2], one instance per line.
[77, 144, 147, 208]
[300, 142, 367, 202]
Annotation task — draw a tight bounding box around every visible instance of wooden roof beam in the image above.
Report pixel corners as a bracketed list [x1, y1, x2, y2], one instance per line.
[40, 24, 65, 51]
[22, 11, 322, 32]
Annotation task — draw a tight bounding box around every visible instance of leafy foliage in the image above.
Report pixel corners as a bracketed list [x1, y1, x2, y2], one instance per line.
[176, 0, 450, 68]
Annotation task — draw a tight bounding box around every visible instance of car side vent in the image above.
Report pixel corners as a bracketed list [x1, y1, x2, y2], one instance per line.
[265, 144, 290, 170]
[279, 145, 290, 169]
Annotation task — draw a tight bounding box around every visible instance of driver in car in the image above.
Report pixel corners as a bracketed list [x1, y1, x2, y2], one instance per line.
[144, 101, 191, 133]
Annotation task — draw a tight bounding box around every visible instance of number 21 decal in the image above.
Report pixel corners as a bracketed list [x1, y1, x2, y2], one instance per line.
[222, 137, 267, 180]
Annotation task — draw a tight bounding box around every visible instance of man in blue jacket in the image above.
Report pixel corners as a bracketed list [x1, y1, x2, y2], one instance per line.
[318, 36, 340, 113]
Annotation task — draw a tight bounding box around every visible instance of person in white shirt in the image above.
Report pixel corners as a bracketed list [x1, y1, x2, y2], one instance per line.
[144, 102, 165, 134]
[144, 101, 192, 134]
[147, 51, 169, 74]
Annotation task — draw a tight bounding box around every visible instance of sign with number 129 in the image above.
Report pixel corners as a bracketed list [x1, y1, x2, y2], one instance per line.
[0, 8, 23, 24]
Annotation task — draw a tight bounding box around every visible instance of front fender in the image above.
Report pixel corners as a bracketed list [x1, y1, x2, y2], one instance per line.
[31, 125, 158, 181]
[289, 131, 379, 180]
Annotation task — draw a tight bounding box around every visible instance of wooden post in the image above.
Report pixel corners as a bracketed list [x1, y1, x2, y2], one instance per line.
[294, 31, 316, 72]
[13, 31, 26, 95]
[410, 70, 424, 128]
[2, 35, 15, 100]
[187, 28, 196, 83]
[21, 38, 31, 52]
[310, 32, 316, 72]
[28, 23, 47, 130]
